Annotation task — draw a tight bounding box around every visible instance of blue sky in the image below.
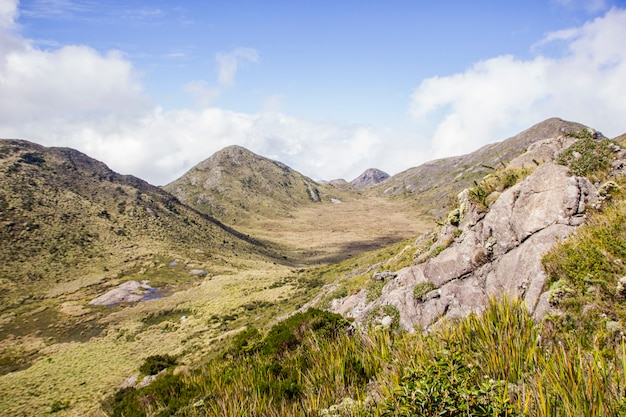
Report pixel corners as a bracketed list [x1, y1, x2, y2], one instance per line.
[2, 0, 626, 184]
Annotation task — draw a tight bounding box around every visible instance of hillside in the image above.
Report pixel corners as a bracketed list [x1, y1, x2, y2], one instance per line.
[0, 140, 306, 414]
[373, 118, 590, 217]
[163, 145, 330, 224]
[2, 119, 625, 416]
[97, 126, 626, 417]
[164, 145, 433, 264]
[0, 140, 279, 310]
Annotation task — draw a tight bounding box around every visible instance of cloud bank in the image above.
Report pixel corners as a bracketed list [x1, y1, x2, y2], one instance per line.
[1, 1, 626, 185]
[411, 8, 626, 158]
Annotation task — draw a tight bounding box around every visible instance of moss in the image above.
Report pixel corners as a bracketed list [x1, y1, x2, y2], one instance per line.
[413, 282, 436, 301]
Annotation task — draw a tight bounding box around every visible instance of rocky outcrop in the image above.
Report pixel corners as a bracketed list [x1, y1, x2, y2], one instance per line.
[332, 135, 624, 331]
[89, 280, 155, 306]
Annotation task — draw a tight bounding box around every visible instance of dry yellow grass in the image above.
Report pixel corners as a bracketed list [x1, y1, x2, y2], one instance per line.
[239, 196, 433, 264]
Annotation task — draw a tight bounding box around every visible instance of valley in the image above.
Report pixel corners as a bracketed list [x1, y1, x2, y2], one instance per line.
[2, 117, 626, 416]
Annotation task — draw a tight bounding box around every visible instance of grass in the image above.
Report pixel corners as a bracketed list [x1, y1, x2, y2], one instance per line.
[557, 134, 617, 180]
[0, 260, 301, 416]
[101, 298, 626, 416]
[466, 166, 533, 211]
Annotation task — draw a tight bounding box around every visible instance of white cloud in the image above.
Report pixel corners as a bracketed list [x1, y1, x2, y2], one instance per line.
[0, 0, 18, 29]
[2, 2, 626, 187]
[184, 47, 259, 107]
[216, 47, 258, 87]
[410, 8, 626, 158]
[0, 45, 150, 123]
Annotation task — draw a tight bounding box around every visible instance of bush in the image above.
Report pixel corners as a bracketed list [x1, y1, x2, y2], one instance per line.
[556, 137, 616, 178]
[413, 281, 436, 301]
[382, 344, 517, 417]
[139, 354, 178, 376]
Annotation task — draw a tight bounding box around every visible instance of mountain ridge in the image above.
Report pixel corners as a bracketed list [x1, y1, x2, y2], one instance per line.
[1, 117, 622, 416]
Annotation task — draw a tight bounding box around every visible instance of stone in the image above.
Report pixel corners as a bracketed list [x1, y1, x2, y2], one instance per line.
[372, 271, 397, 281]
[616, 276, 626, 298]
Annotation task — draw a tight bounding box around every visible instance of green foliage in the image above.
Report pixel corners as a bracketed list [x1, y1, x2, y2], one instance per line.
[564, 128, 595, 140]
[413, 281, 436, 301]
[104, 298, 626, 417]
[430, 244, 447, 257]
[229, 327, 262, 356]
[557, 137, 616, 178]
[383, 345, 517, 417]
[467, 167, 532, 210]
[542, 197, 626, 347]
[366, 279, 385, 302]
[50, 399, 70, 413]
[139, 354, 178, 376]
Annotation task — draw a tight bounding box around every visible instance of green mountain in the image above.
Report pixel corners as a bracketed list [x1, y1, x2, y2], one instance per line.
[2, 118, 625, 416]
[0, 140, 278, 309]
[163, 145, 331, 224]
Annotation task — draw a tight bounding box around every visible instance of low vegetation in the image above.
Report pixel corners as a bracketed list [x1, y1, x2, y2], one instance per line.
[103, 297, 626, 416]
[467, 166, 533, 211]
[558, 129, 617, 179]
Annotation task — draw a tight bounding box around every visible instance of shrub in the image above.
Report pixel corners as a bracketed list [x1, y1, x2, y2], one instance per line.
[139, 354, 178, 376]
[382, 343, 517, 417]
[556, 137, 616, 178]
[366, 279, 385, 302]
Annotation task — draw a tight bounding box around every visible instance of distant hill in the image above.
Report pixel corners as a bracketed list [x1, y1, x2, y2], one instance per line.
[350, 168, 390, 189]
[0, 140, 275, 310]
[372, 117, 589, 217]
[163, 145, 347, 225]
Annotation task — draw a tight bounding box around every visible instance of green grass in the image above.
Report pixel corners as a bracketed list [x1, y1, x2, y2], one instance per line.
[102, 298, 626, 417]
[557, 135, 617, 180]
[466, 166, 533, 211]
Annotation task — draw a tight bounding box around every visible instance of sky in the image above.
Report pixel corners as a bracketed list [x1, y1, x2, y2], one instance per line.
[1, 0, 626, 185]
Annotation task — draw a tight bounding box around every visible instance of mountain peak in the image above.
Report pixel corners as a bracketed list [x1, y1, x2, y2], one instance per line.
[350, 168, 390, 189]
[164, 145, 322, 222]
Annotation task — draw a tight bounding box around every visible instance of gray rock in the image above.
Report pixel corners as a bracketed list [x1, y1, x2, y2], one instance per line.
[617, 276, 626, 298]
[89, 280, 153, 306]
[330, 135, 622, 330]
[372, 271, 397, 281]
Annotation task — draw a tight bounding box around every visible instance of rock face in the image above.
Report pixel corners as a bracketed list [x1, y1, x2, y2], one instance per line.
[350, 168, 390, 189]
[332, 135, 624, 331]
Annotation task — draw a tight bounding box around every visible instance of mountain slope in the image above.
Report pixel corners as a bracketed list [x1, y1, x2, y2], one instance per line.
[163, 145, 330, 224]
[0, 139, 276, 310]
[373, 118, 590, 217]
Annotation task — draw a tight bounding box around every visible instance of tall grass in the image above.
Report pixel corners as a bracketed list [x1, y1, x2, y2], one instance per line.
[104, 298, 626, 416]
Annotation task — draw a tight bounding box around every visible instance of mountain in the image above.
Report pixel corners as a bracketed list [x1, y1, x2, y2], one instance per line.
[349, 168, 390, 189]
[163, 145, 330, 224]
[329, 130, 626, 329]
[0, 139, 276, 310]
[164, 146, 432, 264]
[94, 123, 626, 417]
[372, 118, 589, 217]
[2, 118, 622, 416]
